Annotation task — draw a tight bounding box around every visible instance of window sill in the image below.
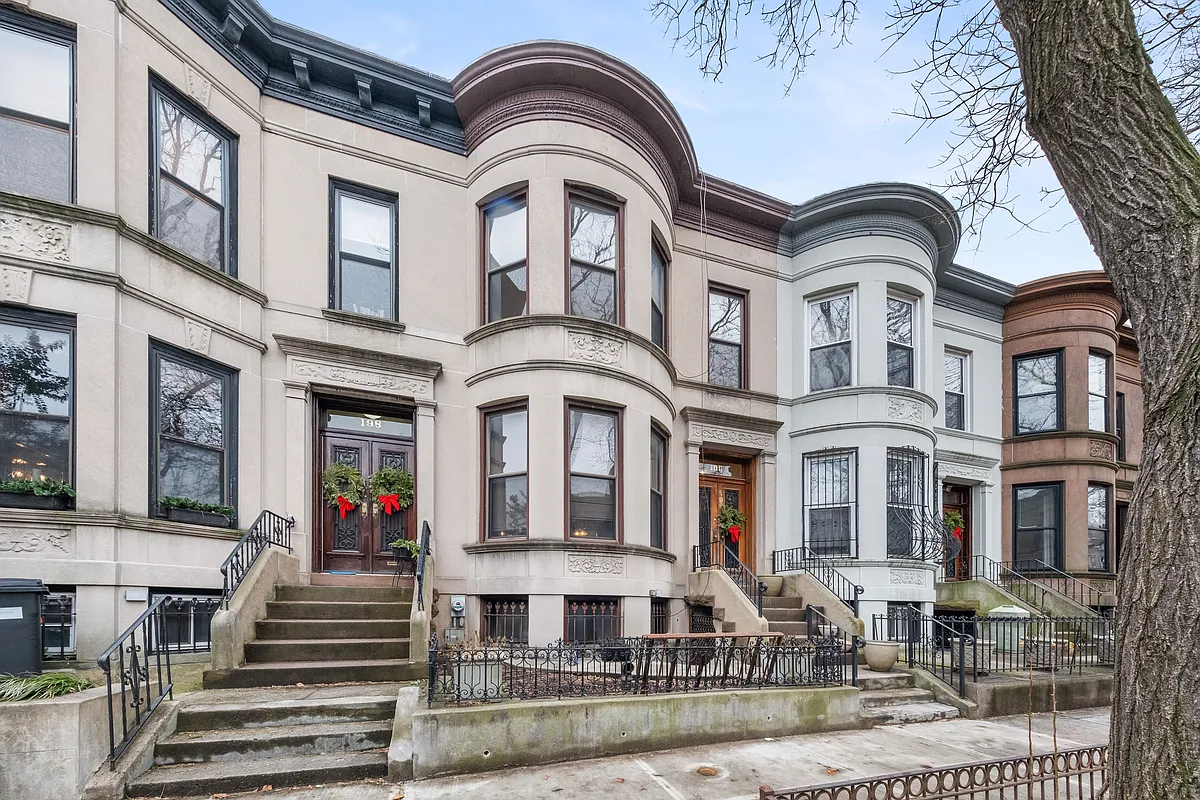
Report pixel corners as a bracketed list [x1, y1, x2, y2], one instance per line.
[323, 308, 407, 334]
[465, 538, 677, 563]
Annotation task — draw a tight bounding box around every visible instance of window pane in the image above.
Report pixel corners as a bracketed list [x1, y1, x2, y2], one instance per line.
[810, 343, 851, 390]
[487, 199, 526, 270]
[1016, 354, 1057, 395]
[159, 360, 223, 447]
[1089, 396, 1107, 432]
[1088, 354, 1108, 395]
[569, 201, 616, 267]
[651, 306, 664, 349]
[487, 410, 528, 475]
[650, 490, 664, 550]
[488, 265, 527, 321]
[1088, 486, 1108, 530]
[568, 410, 615, 475]
[886, 506, 915, 557]
[339, 258, 393, 319]
[944, 354, 964, 393]
[569, 476, 616, 539]
[650, 433, 665, 493]
[158, 178, 222, 269]
[0, 323, 71, 415]
[651, 248, 665, 311]
[157, 97, 223, 201]
[887, 343, 912, 387]
[886, 452, 920, 504]
[709, 292, 742, 344]
[487, 475, 528, 538]
[1016, 486, 1057, 529]
[1088, 530, 1108, 572]
[0, 27, 71, 123]
[1, 413, 69, 482]
[810, 295, 851, 346]
[945, 394, 964, 430]
[1017, 394, 1058, 433]
[340, 194, 392, 262]
[326, 410, 412, 438]
[569, 263, 616, 322]
[808, 455, 850, 504]
[1015, 529, 1057, 567]
[0, 115, 70, 201]
[708, 341, 742, 388]
[159, 438, 223, 505]
[809, 508, 851, 556]
[886, 298, 912, 345]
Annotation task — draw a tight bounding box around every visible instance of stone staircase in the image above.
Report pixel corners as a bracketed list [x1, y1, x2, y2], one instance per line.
[857, 670, 961, 725]
[126, 684, 400, 798]
[761, 595, 810, 636]
[204, 584, 424, 689]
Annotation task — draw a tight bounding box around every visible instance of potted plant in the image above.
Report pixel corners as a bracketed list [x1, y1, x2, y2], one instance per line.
[0, 478, 76, 511]
[389, 537, 420, 575]
[321, 462, 366, 520]
[162, 496, 234, 528]
[444, 635, 506, 701]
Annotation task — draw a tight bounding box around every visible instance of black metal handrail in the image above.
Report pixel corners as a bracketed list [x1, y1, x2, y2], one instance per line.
[692, 537, 766, 615]
[772, 546, 864, 615]
[805, 604, 859, 688]
[874, 608, 971, 696]
[1013, 558, 1106, 610]
[219, 510, 294, 608]
[97, 596, 175, 765]
[973, 554, 1099, 617]
[415, 520, 431, 611]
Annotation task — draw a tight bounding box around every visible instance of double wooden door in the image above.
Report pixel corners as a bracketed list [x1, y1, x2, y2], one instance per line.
[698, 459, 755, 571]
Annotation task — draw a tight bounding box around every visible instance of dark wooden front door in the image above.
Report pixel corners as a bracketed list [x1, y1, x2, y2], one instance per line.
[698, 455, 755, 571]
[942, 483, 972, 580]
[318, 407, 415, 574]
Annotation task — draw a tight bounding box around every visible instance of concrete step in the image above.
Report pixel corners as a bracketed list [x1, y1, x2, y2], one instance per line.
[859, 687, 936, 708]
[176, 694, 398, 731]
[203, 659, 426, 689]
[762, 607, 807, 623]
[126, 751, 387, 797]
[276, 585, 412, 602]
[311, 572, 413, 587]
[154, 719, 392, 764]
[861, 701, 961, 725]
[256, 618, 410, 640]
[264, 600, 411, 620]
[856, 670, 914, 691]
[761, 596, 806, 609]
[245, 637, 411, 662]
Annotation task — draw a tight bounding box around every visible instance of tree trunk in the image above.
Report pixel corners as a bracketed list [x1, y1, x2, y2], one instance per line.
[993, 1, 1200, 797]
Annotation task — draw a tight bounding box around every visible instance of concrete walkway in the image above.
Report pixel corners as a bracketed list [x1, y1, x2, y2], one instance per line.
[179, 708, 1109, 800]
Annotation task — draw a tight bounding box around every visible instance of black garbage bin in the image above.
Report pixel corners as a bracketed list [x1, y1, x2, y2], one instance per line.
[0, 578, 49, 676]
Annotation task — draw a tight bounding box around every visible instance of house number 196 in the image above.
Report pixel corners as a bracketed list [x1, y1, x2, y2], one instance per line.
[360, 418, 383, 429]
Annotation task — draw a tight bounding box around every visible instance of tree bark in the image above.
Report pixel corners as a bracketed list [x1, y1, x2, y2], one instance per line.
[993, 1, 1200, 797]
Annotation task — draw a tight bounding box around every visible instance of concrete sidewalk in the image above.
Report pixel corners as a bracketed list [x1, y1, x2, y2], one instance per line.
[192, 708, 1110, 800]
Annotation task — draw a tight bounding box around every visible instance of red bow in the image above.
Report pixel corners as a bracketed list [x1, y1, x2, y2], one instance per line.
[953, 526, 963, 539]
[336, 495, 356, 519]
[728, 524, 741, 543]
[378, 494, 401, 514]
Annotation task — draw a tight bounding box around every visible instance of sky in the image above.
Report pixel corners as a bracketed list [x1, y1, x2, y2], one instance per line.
[258, 0, 1101, 286]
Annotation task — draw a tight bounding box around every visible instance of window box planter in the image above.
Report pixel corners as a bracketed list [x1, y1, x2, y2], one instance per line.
[0, 491, 74, 511]
[166, 507, 233, 528]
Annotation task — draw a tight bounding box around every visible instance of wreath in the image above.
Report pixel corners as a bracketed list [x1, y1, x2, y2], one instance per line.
[943, 510, 966, 539]
[369, 466, 415, 515]
[717, 504, 748, 543]
[321, 463, 365, 519]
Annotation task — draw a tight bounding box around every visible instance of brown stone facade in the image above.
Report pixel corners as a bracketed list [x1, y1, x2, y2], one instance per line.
[1001, 272, 1141, 599]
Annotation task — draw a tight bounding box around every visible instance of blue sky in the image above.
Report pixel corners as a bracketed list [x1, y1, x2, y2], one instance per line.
[259, 0, 1099, 285]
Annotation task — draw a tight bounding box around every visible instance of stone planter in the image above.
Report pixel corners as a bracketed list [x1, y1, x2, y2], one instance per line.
[454, 660, 503, 701]
[863, 640, 900, 672]
[166, 507, 232, 528]
[950, 638, 994, 676]
[759, 576, 783, 597]
[0, 491, 73, 511]
[1024, 636, 1073, 670]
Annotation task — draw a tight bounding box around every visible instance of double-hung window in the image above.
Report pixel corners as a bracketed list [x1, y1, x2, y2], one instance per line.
[0, 11, 73, 202]
[151, 80, 236, 273]
[0, 307, 74, 493]
[708, 287, 745, 389]
[650, 244, 667, 349]
[1088, 485, 1110, 572]
[1013, 483, 1062, 569]
[944, 351, 967, 430]
[484, 406, 528, 539]
[568, 197, 620, 323]
[803, 450, 856, 557]
[150, 342, 237, 522]
[650, 427, 667, 550]
[330, 181, 398, 320]
[1014, 351, 1063, 434]
[886, 297, 915, 388]
[886, 447, 928, 559]
[809, 294, 852, 391]
[567, 405, 619, 540]
[1088, 352, 1110, 432]
[483, 194, 527, 322]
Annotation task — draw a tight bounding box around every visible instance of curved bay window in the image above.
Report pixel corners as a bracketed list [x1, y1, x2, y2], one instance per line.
[1014, 351, 1062, 434]
[567, 196, 620, 323]
[567, 405, 619, 540]
[483, 193, 527, 322]
[886, 297, 915, 388]
[1088, 484, 1111, 572]
[809, 294, 852, 391]
[484, 406, 528, 539]
[1013, 483, 1063, 570]
[802, 450, 856, 558]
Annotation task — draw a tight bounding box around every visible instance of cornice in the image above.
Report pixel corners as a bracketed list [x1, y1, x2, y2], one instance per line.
[273, 334, 442, 379]
[0, 508, 246, 540]
[675, 379, 780, 405]
[934, 449, 1000, 469]
[681, 407, 784, 435]
[467, 359, 677, 418]
[463, 538, 677, 563]
[1000, 459, 1120, 472]
[935, 286, 1006, 322]
[789, 212, 939, 266]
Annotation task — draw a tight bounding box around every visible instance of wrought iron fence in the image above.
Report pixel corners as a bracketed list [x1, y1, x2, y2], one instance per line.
[772, 547, 863, 615]
[219, 510, 293, 608]
[415, 520, 431, 610]
[481, 596, 529, 644]
[972, 554, 1102, 617]
[692, 537, 766, 615]
[41, 593, 76, 660]
[760, 745, 1108, 799]
[874, 608, 972, 696]
[427, 632, 854, 706]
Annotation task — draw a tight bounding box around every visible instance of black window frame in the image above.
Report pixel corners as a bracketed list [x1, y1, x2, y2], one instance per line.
[328, 178, 400, 322]
[886, 296, 915, 389]
[1012, 481, 1064, 571]
[1115, 391, 1126, 461]
[1012, 349, 1064, 435]
[148, 340, 239, 524]
[483, 403, 529, 541]
[707, 284, 747, 389]
[482, 190, 528, 323]
[650, 424, 667, 550]
[802, 448, 858, 558]
[564, 596, 621, 644]
[1087, 483, 1111, 573]
[0, 304, 76, 492]
[0, 7, 76, 204]
[650, 240, 668, 350]
[944, 350, 967, 431]
[1087, 350, 1112, 433]
[148, 75, 238, 276]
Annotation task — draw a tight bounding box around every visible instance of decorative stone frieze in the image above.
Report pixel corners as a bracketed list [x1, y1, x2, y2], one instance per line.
[890, 569, 926, 586]
[291, 359, 431, 396]
[566, 331, 624, 366]
[886, 396, 924, 424]
[566, 553, 625, 575]
[687, 423, 774, 451]
[1, 266, 33, 304]
[1089, 440, 1115, 460]
[0, 213, 70, 263]
[0, 528, 70, 554]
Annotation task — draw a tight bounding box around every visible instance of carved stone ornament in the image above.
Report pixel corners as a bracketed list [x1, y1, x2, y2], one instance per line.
[1089, 440, 1116, 460]
[185, 65, 212, 107]
[566, 553, 625, 575]
[890, 569, 926, 586]
[185, 319, 212, 355]
[887, 397, 924, 424]
[939, 463, 992, 483]
[0, 528, 70, 554]
[688, 423, 774, 450]
[291, 358, 430, 395]
[0, 213, 70, 263]
[566, 331, 624, 366]
[1, 266, 33, 304]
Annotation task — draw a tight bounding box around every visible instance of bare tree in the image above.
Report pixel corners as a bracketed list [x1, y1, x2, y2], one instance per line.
[650, 1, 1200, 796]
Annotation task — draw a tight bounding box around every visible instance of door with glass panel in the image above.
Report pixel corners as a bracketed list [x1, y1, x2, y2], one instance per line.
[697, 457, 754, 571]
[942, 483, 972, 580]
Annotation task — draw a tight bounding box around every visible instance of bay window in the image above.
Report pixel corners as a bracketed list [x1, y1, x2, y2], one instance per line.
[484, 193, 527, 322]
[484, 406, 528, 539]
[567, 405, 619, 540]
[886, 297, 914, 388]
[568, 197, 620, 323]
[809, 294, 852, 391]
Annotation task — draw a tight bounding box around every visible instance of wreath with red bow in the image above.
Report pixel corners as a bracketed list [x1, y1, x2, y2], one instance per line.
[717, 503, 748, 543]
[321, 463, 366, 519]
[368, 466, 415, 515]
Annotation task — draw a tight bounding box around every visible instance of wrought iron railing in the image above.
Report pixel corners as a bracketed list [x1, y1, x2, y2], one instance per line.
[427, 632, 850, 706]
[885, 502, 945, 561]
[692, 537, 765, 615]
[415, 520, 431, 611]
[760, 745, 1108, 799]
[805, 604, 859, 687]
[930, 614, 1113, 676]
[97, 596, 176, 765]
[874, 608, 971, 696]
[973, 554, 1100, 617]
[218, 510, 294, 608]
[1013, 558, 1106, 610]
[772, 546, 863, 615]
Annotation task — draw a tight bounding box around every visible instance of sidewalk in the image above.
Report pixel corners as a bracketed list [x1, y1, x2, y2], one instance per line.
[190, 708, 1110, 800]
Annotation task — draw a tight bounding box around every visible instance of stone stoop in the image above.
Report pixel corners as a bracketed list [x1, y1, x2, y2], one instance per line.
[856, 671, 961, 725]
[761, 595, 821, 638]
[204, 585, 425, 689]
[125, 685, 402, 798]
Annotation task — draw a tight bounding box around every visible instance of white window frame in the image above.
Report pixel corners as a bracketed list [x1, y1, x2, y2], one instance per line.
[807, 291, 855, 393]
[943, 349, 969, 431]
[886, 294, 916, 389]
